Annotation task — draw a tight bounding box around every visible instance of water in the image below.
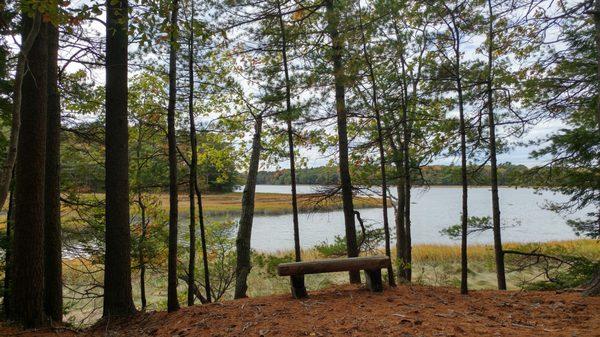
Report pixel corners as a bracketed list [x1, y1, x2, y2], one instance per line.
[230, 185, 586, 252]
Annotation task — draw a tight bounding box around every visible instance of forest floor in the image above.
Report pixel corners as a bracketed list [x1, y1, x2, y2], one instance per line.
[2, 284, 599, 337]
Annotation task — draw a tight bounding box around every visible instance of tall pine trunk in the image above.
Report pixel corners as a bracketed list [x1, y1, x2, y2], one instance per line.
[10, 14, 48, 328]
[0, 12, 40, 212]
[167, 0, 181, 313]
[393, 158, 408, 282]
[186, 5, 212, 303]
[44, 21, 62, 322]
[392, 19, 414, 282]
[401, 105, 412, 282]
[234, 115, 262, 299]
[104, 0, 135, 317]
[138, 195, 148, 310]
[486, 0, 506, 290]
[397, 52, 413, 281]
[388, 62, 410, 283]
[135, 122, 147, 310]
[187, 17, 197, 307]
[325, 0, 360, 284]
[3, 188, 14, 317]
[187, 4, 211, 302]
[595, 0, 600, 129]
[454, 24, 469, 296]
[276, 0, 301, 263]
[194, 179, 212, 302]
[357, 5, 394, 286]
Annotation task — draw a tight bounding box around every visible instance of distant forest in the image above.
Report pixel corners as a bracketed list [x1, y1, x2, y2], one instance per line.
[257, 164, 555, 187]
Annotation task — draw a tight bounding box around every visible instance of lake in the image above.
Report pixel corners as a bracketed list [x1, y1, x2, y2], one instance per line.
[229, 184, 585, 252]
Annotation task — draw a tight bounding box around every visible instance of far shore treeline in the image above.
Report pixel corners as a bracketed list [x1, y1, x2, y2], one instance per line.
[256, 164, 569, 187]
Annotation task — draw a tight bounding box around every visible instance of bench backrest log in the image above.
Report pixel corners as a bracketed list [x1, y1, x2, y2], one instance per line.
[277, 256, 390, 276]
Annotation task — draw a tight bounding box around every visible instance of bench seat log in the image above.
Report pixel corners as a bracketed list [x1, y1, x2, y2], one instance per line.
[277, 256, 389, 298]
[277, 256, 390, 276]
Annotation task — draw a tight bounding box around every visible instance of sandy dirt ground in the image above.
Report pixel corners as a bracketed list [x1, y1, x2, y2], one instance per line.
[2, 284, 599, 336]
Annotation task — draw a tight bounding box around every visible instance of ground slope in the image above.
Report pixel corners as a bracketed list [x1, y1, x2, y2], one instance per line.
[2, 284, 599, 336]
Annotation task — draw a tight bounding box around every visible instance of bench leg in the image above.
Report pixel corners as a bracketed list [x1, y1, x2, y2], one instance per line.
[365, 269, 383, 292]
[290, 275, 308, 299]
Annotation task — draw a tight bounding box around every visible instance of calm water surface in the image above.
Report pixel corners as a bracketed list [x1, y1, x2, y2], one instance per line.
[228, 185, 585, 252]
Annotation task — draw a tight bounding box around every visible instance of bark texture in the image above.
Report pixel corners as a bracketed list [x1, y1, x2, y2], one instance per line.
[11, 15, 48, 328]
[401, 95, 412, 282]
[325, 0, 360, 284]
[454, 25, 469, 296]
[44, 21, 63, 322]
[0, 13, 41, 212]
[135, 122, 148, 310]
[594, 0, 600, 131]
[357, 5, 395, 286]
[276, 0, 301, 263]
[186, 7, 196, 306]
[167, 0, 181, 313]
[582, 271, 600, 297]
[104, 0, 136, 317]
[486, 0, 506, 290]
[234, 115, 262, 299]
[3, 189, 14, 317]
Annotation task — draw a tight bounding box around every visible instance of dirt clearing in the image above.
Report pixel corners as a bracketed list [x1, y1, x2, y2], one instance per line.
[2, 284, 599, 336]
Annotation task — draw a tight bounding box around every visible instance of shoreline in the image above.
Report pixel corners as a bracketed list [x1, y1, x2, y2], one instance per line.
[249, 184, 539, 189]
[252, 238, 595, 255]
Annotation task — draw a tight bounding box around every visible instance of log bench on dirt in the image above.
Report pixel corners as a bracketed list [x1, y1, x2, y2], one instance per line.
[277, 255, 390, 298]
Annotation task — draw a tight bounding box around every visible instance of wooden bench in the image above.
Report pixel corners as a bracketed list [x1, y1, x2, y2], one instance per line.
[277, 255, 390, 298]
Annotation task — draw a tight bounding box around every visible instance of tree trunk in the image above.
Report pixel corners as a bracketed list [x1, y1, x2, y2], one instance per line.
[325, 0, 360, 284]
[277, 0, 301, 263]
[10, 15, 48, 328]
[486, 0, 507, 291]
[194, 181, 212, 302]
[402, 145, 412, 282]
[357, 3, 395, 286]
[394, 164, 408, 282]
[455, 25, 469, 296]
[388, 115, 409, 283]
[104, 0, 136, 317]
[44, 21, 62, 322]
[135, 123, 147, 311]
[399, 67, 412, 282]
[595, 0, 600, 129]
[3, 188, 14, 317]
[187, 4, 211, 303]
[139, 198, 147, 310]
[187, 7, 199, 305]
[0, 12, 41, 212]
[167, 0, 181, 313]
[582, 271, 600, 297]
[234, 115, 262, 299]
[393, 18, 417, 283]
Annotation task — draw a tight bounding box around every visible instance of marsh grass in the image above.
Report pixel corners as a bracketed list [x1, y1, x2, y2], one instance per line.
[30, 192, 382, 220]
